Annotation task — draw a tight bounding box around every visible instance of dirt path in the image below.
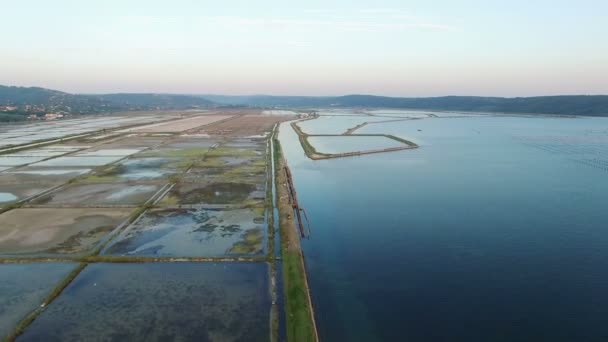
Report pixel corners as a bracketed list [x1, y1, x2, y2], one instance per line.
[275, 137, 319, 342]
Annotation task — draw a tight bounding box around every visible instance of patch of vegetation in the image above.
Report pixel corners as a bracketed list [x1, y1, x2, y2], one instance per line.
[44, 225, 114, 254]
[222, 165, 266, 180]
[249, 205, 263, 216]
[171, 182, 257, 205]
[194, 157, 226, 168]
[206, 147, 257, 157]
[250, 159, 267, 167]
[158, 194, 179, 206]
[0, 113, 27, 122]
[166, 158, 195, 170]
[242, 198, 265, 208]
[81, 165, 123, 182]
[139, 147, 209, 158]
[274, 135, 317, 342]
[228, 228, 263, 254]
[283, 251, 316, 342]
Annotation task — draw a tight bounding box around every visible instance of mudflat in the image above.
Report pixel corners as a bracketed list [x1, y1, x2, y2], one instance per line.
[0, 208, 132, 255]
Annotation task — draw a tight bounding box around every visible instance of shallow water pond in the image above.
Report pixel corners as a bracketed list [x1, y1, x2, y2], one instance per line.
[34, 156, 124, 167]
[307, 135, 407, 154]
[0, 208, 132, 255]
[0, 183, 59, 205]
[0, 156, 47, 166]
[17, 262, 270, 342]
[6, 169, 91, 176]
[0, 192, 18, 203]
[33, 182, 161, 206]
[159, 181, 262, 205]
[7, 150, 67, 158]
[297, 116, 387, 135]
[104, 208, 265, 256]
[74, 148, 142, 157]
[0, 263, 76, 339]
[98, 157, 181, 181]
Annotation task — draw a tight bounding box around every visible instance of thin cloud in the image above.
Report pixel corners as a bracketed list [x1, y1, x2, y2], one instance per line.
[408, 23, 458, 32]
[206, 15, 458, 33]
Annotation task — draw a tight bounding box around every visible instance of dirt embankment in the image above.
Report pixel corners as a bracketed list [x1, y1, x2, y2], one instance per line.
[198, 113, 292, 136]
[274, 136, 319, 342]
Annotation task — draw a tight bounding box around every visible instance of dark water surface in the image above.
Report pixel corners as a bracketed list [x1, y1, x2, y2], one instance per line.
[280, 114, 608, 341]
[0, 263, 76, 339]
[18, 262, 270, 342]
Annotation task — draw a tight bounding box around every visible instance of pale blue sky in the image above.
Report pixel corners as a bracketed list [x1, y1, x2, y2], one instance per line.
[1, 0, 606, 96]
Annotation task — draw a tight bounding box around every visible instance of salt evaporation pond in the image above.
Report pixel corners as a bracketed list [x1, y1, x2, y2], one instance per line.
[112, 157, 178, 180]
[280, 114, 608, 341]
[307, 135, 406, 154]
[104, 208, 265, 256]
[33, 183, 160, 206]
[74, 149, 141, 157]
[0, 192, 18, 203]
[6, 169, 90, 176]
[0, 156, 46, 166]
[17, 262, 270, 341]
[0, 263, 76, 338]
[34, 156, 124, 167]
[297, 115, 389, 135]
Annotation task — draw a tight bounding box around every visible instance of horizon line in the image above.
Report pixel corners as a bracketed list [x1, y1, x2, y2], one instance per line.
[2, 85, 607, 99]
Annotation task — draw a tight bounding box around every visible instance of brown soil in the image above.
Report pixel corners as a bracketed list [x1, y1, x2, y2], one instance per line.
[276, 157, 300, 253]
[198, 114, 291, 136]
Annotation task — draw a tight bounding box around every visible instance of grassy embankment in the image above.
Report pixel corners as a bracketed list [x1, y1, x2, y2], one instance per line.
[273, 134, 318, 342]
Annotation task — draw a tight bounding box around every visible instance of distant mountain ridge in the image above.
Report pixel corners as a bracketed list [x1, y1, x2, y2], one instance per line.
[2, 86, 608, 119]
[0, 86, 217, 121]
[203, 94, 608, 117]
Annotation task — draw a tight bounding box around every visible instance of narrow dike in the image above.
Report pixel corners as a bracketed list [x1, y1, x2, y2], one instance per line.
[273, 128, 319, 342]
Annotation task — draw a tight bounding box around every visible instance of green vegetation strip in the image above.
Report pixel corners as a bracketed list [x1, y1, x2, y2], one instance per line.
[274, 133, 318, 342]
[266, 129, 279, 342]
[282, 251, 316, 342]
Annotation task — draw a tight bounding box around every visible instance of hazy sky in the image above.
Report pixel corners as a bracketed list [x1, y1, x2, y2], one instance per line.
[1, 0, 607, 96]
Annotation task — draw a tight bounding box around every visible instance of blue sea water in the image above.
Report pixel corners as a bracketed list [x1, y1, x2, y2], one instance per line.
[280, 114, 608, 341]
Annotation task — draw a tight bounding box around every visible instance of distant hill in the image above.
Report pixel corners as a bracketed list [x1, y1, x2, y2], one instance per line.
[202, 94, 608, 117]
[98, 93, 215, 109]
[0, 86, 120, 115]
[0, 86, 218, 122]
[2, 86, 608, 120]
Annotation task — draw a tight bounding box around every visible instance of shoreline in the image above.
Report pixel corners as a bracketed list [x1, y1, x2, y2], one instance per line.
[272, 127, 319, 342]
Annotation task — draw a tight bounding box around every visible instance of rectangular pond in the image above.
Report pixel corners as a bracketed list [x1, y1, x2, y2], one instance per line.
[0, 208, 132, 255]
[74, 148, 142, 157]
[307, 135, 407, 154]
[32, 182, 162, 206]
[0, 156, 47, 167]
[0, 262, 77, 339]
[159, 181, 264, 206]
[297, 115, 394, 135]
[0, 183, 59, 206]
[103, 208, 265, 256]
[17, 262, 270, 342]
[84, 157, 184, 182]
[33, 156, 125, 167]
